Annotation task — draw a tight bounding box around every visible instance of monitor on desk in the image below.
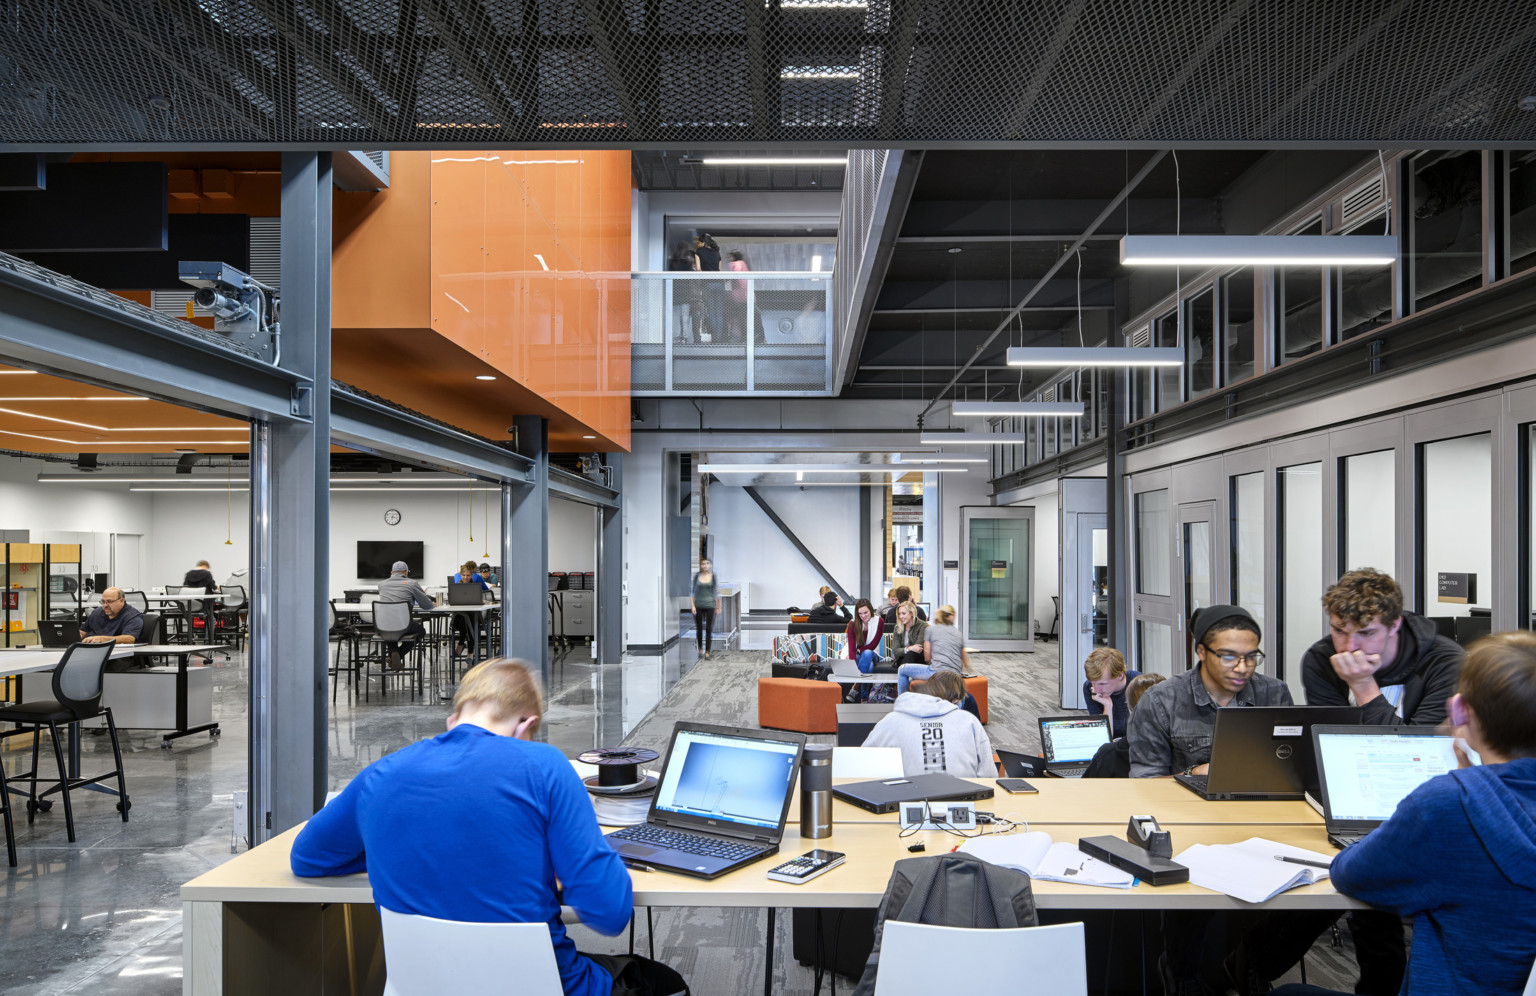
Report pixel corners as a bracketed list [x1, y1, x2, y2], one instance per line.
[356, 541, 424, 580]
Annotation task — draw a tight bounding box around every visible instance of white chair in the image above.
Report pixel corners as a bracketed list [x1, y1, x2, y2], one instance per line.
[379, 908, 562, 996]
[872, 921, 1087, 996]
[833, 746, 904, 778]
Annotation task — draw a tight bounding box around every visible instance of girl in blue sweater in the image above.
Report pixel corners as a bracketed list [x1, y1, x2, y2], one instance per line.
[1274, 631, 1536, 996]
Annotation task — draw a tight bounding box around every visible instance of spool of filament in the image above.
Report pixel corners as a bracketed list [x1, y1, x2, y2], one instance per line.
[577, 747, 661, 794]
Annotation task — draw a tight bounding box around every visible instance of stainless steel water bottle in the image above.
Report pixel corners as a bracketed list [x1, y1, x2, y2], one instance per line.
[799, 744, 833, 839]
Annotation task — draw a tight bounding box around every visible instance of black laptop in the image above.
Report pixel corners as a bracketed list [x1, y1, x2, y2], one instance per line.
[1175, 706, 1362, 801]
[1313, 724, 1458, 849]
[447, 582, 487, 605]
[36, 619, 77, 648]
[832, 771, 994, 814]
[1038, 715, 1112, 778]
[997, 748, 1049, 778]
[605, 722, 805, 879]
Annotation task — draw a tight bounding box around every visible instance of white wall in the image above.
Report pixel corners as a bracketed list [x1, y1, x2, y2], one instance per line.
[1030, 491, 1060, 635]
[707, 483, 861, 614]
[0, 456, 153, 580]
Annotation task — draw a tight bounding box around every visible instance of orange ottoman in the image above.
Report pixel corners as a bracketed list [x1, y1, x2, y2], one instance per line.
[965, 675, 989, 725]
[757, 677, 841, 734]
[908, 674, 990, 725]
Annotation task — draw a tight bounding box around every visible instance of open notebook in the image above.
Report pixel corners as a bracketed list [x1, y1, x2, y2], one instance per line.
[959, 831, 1135, 889]
[1174, 837, 1333, 904]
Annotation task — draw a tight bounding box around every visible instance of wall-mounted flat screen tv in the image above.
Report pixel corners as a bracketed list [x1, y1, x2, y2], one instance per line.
[357, 541, 424, 580]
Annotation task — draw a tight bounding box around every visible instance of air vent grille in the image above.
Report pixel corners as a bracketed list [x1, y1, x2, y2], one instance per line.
[1341, 176, 1387, 228]
[1132, 326, 1152, 348]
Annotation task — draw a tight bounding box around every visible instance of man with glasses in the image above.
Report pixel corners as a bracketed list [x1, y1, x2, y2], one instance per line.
[79, 587, 144, 645]
[1128, 604, 1290, 779]
[1130, 606, 1304, 996]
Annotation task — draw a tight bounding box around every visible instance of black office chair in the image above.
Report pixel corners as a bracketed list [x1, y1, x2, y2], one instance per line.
[364, 601, 423, 702]
[121, 590, 150, 614]
[214, 586, 247, 652]
[0, 642, 130, 842]
[0, 750, 14, 866]
[328, 600, 363, 702]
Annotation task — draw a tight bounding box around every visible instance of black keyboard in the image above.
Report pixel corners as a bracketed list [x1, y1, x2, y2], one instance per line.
[1050, 765, 1089, 778]
[611, 824, 766, 861]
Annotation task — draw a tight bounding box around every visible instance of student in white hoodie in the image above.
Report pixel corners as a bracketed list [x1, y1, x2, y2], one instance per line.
[861, 670, 995, 778]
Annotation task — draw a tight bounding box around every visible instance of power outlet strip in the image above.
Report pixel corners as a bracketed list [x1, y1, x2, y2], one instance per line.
[899, 800, 978, 832]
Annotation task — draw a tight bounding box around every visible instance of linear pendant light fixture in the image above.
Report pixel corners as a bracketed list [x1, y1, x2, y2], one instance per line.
[1006, 346, 1183, 367]
[1120, 234, 1397, 267]
[918, 433, 1032, 446]
[950, 400, 1084, 417]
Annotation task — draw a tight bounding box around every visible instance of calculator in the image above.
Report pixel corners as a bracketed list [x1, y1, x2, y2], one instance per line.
[766, 849, 846, 884]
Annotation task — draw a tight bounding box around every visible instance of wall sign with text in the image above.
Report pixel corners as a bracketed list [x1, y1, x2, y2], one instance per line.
[1437, 572, 1477, 604]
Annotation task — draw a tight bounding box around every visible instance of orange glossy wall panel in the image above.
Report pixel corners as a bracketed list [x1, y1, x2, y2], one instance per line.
[333, 151, 431, 330]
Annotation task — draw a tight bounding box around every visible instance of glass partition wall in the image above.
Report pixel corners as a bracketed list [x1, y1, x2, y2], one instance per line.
[959, 506, 1034, 651]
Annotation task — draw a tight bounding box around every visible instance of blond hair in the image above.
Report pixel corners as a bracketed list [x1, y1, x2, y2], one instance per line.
[934, 604, 957, 626]
[196, 559, 210, 568]
[896, 599, 924, 633]
[1083, 647, 1127, 682]
[452, 658, 543, 723]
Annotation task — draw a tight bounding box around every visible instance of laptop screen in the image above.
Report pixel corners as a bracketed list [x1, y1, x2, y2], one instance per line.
[1040, 716, 1110, 764]
[653, 728, 802, 831]
[1317, 730, 1457, 822]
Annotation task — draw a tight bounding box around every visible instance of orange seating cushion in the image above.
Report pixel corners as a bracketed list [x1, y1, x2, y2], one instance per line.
[757, 677, 841, 734]
[908, 673, 989, 725]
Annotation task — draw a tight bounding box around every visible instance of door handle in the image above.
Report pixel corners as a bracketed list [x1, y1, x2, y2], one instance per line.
[1081, 613, 1091, 633]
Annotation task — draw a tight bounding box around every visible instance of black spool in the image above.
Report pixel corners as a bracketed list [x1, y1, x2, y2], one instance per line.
[577, 747, 661, 789]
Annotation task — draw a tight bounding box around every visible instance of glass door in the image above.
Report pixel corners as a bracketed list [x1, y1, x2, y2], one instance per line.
[1061, 513, 1108, 707]
[1177, 502, 1217, 670]
[1132, 482, 1180, 678]
[960, 506, 1034, 651]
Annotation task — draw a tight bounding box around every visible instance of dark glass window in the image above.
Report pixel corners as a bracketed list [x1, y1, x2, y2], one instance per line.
[1222, 270, 1255, 385]
[1409, 150, 1484, 310]
[1279, 219, 1325, 363]
[1337, 212, 1394, 340]
[1186, 288, 1215, 400]
[1508, 151, 1536, 276]
[1153, 310, 1180, 410]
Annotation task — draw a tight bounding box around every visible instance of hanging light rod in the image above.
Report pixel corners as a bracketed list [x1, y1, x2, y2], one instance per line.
[950, 401, 1084, 417]
[1119, 234, 1397, 267]
[919, 433, 1032, 445]
[892, 454, 988, 464]
[700, 464, 964, 473]
[1006, 346, 1183, 367]
[691, 156, 849, 166]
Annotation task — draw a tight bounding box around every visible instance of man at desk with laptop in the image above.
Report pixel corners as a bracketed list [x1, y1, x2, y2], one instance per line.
[77, 587, 144, 645]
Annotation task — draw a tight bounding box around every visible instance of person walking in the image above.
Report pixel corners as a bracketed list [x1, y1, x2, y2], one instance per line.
[691, 557, 717, 660]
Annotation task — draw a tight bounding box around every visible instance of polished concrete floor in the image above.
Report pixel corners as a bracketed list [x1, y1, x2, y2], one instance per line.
[0, 638, 703, 995]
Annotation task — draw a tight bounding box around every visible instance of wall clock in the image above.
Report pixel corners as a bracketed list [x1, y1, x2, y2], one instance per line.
[384, 509, 402, 526]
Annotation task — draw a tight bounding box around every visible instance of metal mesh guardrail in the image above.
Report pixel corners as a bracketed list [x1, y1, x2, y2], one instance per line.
[631, 272, 832, 394]
[2, 2, 1534, 145]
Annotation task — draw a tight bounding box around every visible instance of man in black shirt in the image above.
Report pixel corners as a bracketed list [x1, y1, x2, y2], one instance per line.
[807, 590, 851, 625]
[693, 234, 724, 341]
[182, 560, 219, 594]
[79, 587, 144, 645]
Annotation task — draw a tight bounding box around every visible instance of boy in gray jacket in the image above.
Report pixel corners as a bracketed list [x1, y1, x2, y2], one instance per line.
[862, 671, 995, 778]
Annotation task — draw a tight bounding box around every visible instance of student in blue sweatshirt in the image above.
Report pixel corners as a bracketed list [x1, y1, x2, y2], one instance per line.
[292, 658, 684, 996]
[1273, 630, 1536, 996]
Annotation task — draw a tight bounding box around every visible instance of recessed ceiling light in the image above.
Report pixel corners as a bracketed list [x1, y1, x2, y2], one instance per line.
[173, 448, 197, 453]
[475, 375, 497, 381]
[948, 247, 963, 254]
[582, 435, 597, 439]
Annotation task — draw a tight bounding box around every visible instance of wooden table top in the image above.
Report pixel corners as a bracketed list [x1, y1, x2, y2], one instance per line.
[180, 821, 1355, 911]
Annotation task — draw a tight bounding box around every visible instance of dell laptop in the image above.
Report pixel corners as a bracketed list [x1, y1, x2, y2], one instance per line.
[997, 748, 1048, 779]
[1313, 724, 1458, 849]
[1038, 715, 1112, 778]
[446, 582, 486, 605]
[832, 772, 994, 814]
[36, 619, 78, 648]
[605, 722, 805, 879]
[1175, 705, 1361, 801]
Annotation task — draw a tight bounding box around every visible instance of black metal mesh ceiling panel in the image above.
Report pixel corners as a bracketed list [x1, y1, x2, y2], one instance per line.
[2, 0, 1535, 147]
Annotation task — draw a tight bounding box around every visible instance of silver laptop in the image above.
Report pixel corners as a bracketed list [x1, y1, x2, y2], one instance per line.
[1312, 724, 1458, 849]
[1038, 715, 1111, 778]
[605, 722, 805, 879]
